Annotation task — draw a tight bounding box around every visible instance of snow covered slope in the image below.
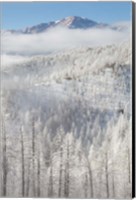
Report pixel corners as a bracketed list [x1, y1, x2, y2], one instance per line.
[2, 41, 131, 130]
[1, 38, 132, 198]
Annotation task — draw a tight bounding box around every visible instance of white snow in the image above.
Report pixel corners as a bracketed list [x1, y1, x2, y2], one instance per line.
[0, 28, 132, 198]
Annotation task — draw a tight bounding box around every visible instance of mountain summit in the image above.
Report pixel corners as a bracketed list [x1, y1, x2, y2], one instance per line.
[6, 16, 128, 34]
[20, 16, 107, 34]
[55, 16, 98, 29]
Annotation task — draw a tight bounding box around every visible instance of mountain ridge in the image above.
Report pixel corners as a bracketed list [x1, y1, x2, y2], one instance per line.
[4, 16, 130, 34]
[7, 16, 110, 34]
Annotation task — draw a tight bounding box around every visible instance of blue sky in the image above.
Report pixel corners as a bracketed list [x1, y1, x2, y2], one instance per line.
[1, 2, 132, 30]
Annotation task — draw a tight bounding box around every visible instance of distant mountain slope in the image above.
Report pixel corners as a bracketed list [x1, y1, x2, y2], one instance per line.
[24, 16, 100, 33]
[6, 16, 112, 34]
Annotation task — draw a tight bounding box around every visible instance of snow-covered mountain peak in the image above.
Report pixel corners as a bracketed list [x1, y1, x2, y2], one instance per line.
[4, 16, 109, 34]
[2, 16, 130, 35]
[58, 16, 76, 27]
[55, 16, 98, 29]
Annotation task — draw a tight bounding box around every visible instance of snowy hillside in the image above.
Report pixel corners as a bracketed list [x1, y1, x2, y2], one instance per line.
[1, 37, 132, 198]
[2, 42, 131, 112]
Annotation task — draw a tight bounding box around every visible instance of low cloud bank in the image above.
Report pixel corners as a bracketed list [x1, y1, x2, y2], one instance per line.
[2, 25, 130, 56]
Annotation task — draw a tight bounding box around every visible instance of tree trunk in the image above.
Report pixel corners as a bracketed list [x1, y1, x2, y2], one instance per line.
[21, 128, 25, 197]
[112, 161, 115, 197]
[112, 172, 115, 197]
[26, 161, 30, 197]
[48, 161, 53, 197]
[127, 147, 131, 183]
[58, 146, 63, 197]
[84, 172, 88, 198]
[64, 140, 69, 198]
[105, 152, 109, 198]
[2, 120, 7, 197]
[88, 164, 93, 198]
[37, 154, 41, 197]
[86, 158, 93, 198]
[32, 117, 36, 196]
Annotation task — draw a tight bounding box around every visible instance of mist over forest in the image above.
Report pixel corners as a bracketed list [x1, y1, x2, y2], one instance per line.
[0, 17, 132, 198]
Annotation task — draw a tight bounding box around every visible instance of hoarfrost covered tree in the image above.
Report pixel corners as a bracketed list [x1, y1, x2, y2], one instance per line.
[88, 113, 132, 198]
[1, 117, 8, 197]
[57, 128, 65, 197]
